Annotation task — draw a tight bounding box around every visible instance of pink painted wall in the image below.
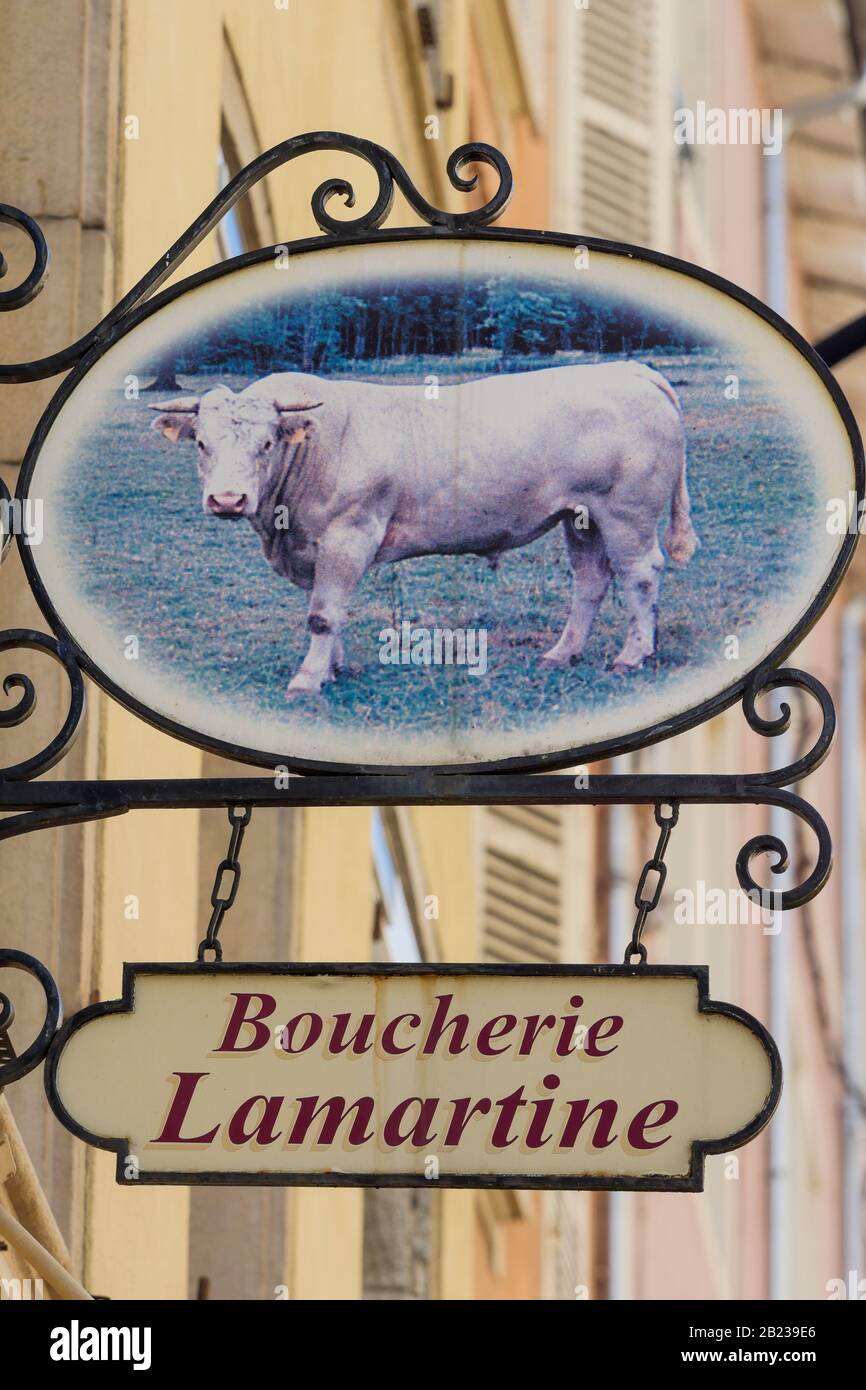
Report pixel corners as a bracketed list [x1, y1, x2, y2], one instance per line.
[632, 0, 845, 1301]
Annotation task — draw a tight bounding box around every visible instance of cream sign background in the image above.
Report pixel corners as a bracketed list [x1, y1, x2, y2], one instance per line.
[46, 965, 780, 1191]
[19, 237, 861, 774]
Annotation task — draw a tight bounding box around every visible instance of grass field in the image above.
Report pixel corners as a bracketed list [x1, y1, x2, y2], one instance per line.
[61, 348, 818, 743]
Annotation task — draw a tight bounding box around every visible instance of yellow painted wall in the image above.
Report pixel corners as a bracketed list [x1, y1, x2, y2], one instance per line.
[288, 806, 373, 1297]
[410, 805, 477, 1296]
[223, 0, 471, 237]
[84, 0, 227, 1300]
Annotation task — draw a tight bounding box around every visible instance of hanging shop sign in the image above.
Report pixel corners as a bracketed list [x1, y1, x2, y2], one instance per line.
[45, 963, 780, 1191]
[15, 203, 861, 776]
[0, 133, 857, 1198]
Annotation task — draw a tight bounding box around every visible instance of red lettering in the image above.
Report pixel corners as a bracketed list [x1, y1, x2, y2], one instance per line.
[382, 1097, 439, 1148]
[380, 1013, 421, 1055]
[152, 1072, 218, 1144]
[490, 1085, 527, 1148]
[227, 1095, 284, 1147]
[584, 1015, 623, 1057]
[421, 994, 469, 1056]
[525, 1073, 560, 1148]
[518, 1014, 557, 1056]
[287, 1095, 375, 1147]
[215, 993, 275, 1053]
[556, 996, 584, 1056]
[443, 1096, 492, 1146]
[280, 1012, 323, 1055]
[627, 1099, 678, 1150]
[476, 1014, 516, 1056]
[559, 1097, 618, 1149]
[329, 1012, 375, 1055]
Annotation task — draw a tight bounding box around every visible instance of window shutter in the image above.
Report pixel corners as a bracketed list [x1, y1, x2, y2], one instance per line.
[554, 0, 673, 251]
[545, 1190, 582, 1300]
[477, 802, 597, 1294]
[480, 805, 563, 964]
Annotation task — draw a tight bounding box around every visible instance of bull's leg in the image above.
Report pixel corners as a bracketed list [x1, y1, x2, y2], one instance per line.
[541, 519, 611, 667]
[603, 525, 665, 673]
[287, 519, 384, 695]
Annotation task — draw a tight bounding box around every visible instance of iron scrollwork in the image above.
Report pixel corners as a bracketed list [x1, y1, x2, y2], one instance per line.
[0, 131, 512, 383]
[734, 665, 835, 911]
[0, 948, 61, 1089]
[0, 132, 848, 1088]
[0, 659, 835, 909]
[0, 629, 86, 780]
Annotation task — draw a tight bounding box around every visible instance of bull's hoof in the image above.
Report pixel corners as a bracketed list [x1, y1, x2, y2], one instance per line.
[287, 674, 328, 696]
[610, 657, 645, 675]
[540, 648, 580, 669]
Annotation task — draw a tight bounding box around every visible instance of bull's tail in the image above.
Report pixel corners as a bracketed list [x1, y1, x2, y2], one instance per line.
[643, 368, 699, 565]
[664, 458, 698, 564]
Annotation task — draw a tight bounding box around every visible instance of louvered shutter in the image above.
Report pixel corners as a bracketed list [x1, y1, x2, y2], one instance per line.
[554, 0, 673, 251]
[479, 802, 595, 1297]
[481, 805, 563, 964]
[545, 1190, 582, 1300]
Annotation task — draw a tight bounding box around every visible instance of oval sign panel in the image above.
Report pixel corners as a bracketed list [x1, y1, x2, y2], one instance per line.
[18, 236, 863, 772]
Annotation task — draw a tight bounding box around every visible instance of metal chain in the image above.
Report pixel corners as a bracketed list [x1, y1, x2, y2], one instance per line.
[623, 802, 679, 966]
[196, 806, 253, 962]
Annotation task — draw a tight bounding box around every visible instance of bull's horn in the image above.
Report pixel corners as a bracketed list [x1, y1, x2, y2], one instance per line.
[274, 396, 324, 412]
[147, 397, 200, 412]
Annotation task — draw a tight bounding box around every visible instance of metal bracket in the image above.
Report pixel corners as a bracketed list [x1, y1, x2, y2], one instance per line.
[0, 131, 842, 1091]
[0, 639, 834, 912]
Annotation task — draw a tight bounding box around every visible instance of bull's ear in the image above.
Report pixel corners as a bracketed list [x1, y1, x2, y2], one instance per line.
[277, 414, 317, 445]
[148, 397, 199, 443]
[150, 412, 197, 444]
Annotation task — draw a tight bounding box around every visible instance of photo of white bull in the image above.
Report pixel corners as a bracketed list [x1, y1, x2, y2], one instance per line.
[151, 362, 698, 696]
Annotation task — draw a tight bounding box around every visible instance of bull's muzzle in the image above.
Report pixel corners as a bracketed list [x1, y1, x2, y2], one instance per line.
[207, 492, 248, 518]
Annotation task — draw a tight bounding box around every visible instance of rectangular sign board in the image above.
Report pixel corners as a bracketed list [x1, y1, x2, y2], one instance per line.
[46, 963, 779, 1192]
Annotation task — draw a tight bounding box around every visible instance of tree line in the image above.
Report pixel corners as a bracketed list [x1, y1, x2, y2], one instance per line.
[144, 275, 709, 383]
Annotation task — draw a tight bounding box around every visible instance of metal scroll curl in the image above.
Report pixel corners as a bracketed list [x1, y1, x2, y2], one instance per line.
[0, 202, 49, 312]
[742, 664, 835, 785]
[309, 138, 512, 233]
[0, 131, 512, 384]
[734, 791, 831, 911]
[0, 948, 61, 1088]
[0, 629, 86, 780]
[734, 666, 834, 910]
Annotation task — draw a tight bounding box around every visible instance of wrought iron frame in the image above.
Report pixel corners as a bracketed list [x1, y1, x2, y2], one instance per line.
[0, 132, 860, 1104]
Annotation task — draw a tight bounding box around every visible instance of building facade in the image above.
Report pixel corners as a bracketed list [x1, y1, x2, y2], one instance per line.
[0, 0, 863, 1301]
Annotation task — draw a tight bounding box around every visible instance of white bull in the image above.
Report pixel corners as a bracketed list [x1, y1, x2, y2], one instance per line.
[151, 363, 698, 695]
